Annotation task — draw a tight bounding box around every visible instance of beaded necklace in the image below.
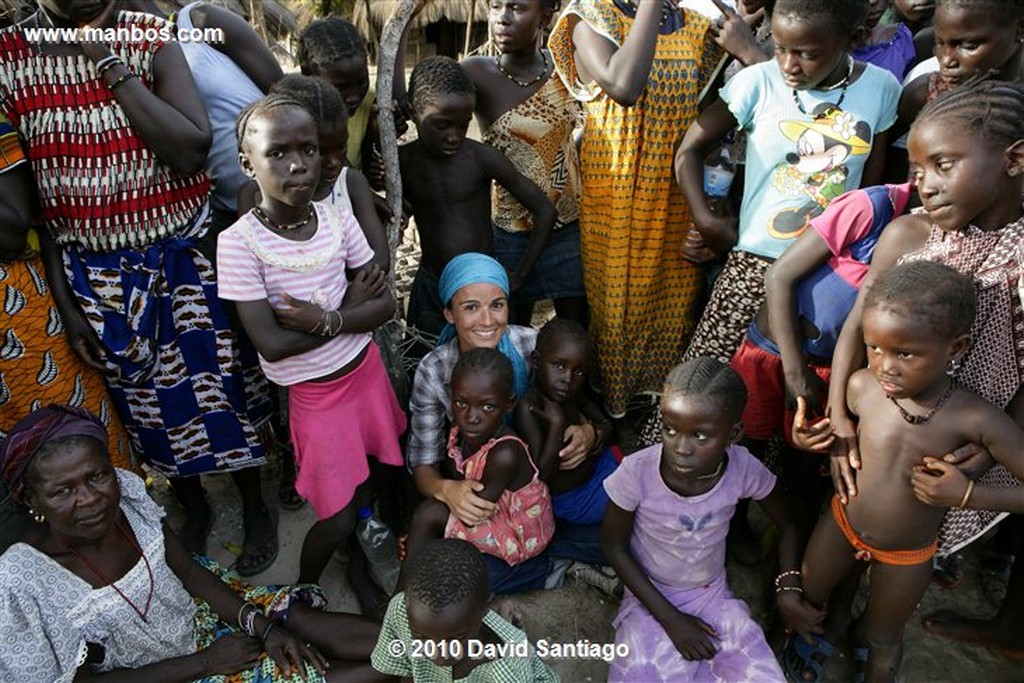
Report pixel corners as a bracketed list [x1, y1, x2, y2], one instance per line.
[791, 56, 854, 119]
[495, 50, 549, 88]
[887, 379, 957, 425]
[253, 205, 313, 231]
[57, 518, 154, 622]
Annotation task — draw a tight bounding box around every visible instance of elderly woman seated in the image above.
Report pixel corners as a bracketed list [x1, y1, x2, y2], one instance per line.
[0, 405, 386, 682]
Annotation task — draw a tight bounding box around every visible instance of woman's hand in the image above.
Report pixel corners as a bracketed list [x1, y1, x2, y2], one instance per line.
[912, 458, 973, 508]
[662, 610, 719, 661]
[559, 421, 596, 470]
[693, 213, 738, 257]
[274, 293, 323, 333]
[341, 264, 388, 308]
[776, 591, 826, 640]
[441, 478, 497, 526]
[198, 633, 262, 677]
[680, 231, 720, 265]
[59, 304, 107, 371]
[77, 0, 119, 60]
[708, 0, 768, 66]
[262, 624, 328, 678]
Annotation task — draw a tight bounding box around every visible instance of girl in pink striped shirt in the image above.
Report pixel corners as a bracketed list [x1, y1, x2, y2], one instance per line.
[218, 94, 406, 594]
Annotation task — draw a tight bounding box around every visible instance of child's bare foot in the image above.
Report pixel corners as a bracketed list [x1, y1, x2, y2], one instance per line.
[491, 597, 523, 628]
[922, 611, 1024, 660]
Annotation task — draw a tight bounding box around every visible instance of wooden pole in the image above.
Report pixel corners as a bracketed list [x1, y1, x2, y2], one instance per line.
[462, 0, 476, 58]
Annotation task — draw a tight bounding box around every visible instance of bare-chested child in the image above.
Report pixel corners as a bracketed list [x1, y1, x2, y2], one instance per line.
[401, 56, 557, 350]
[785, 260, 1024, 683]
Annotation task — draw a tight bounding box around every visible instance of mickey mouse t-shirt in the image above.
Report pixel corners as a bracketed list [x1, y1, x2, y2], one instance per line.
[721, 59, 900, 259]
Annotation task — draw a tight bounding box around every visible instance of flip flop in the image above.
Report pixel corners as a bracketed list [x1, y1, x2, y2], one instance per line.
[782, 634, 836, 683]
[932, 553, 964, 589]
[235, 506, 279, 577]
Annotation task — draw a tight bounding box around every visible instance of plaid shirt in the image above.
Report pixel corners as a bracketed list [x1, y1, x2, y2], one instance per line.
[371, 592, 558, 682]
[406, 326, 538, 468]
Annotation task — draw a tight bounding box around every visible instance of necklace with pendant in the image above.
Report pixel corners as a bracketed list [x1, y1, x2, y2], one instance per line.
[253, 205, 313, 231]
[791, 55, 854, 118]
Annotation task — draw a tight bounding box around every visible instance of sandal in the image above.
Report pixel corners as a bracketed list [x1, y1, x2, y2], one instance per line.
[235, 506, 279, 577]
[782, 634, 836, 683]
[932, 553, 964, 589]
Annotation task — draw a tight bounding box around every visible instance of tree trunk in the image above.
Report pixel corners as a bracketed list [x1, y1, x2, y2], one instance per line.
[247, 0, 268, 42]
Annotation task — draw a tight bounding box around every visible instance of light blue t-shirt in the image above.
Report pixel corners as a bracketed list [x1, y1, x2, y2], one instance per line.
[721, 60, 901, 259]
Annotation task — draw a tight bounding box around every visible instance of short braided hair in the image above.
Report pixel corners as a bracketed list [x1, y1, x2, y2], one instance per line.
[406, 539, 488, 615]
[298, 17, 368, 76]
[536, 317, 590, 357]
[773, 0, 868, 36]
[408, 56, 475, 117]
[452, 347, 513, 398]
[235, 93, 311, 151]
[663, 358, 748, 423]
[270, 74, 348, 128]
[864, 261, 977, 338]
[913, 77, 1024, 148]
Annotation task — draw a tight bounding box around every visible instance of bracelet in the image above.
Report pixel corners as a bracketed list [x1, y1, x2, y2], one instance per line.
[242, 605, 260, 638]
[958, 480, 975, 509]
[774, 570, 802, 589]
[260, 621, 275, 643]
[776, 586, 804, 595]
[109, 71, 138, 90]
[237, 602, 258, 631]
[94, 55, 122, 74]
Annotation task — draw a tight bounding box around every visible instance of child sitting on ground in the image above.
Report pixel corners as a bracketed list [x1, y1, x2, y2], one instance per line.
[372, 538, 557, 681]
[514, 317, 615, 527]
[401, 56, 557, 348]
[603, 358, 815, 682]
[218, 95, 406, 606]
[786, 261, 1024, 683]
[404, 348, 555, 582]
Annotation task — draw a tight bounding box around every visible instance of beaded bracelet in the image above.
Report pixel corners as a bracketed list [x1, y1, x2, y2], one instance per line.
[774, 570, 802, 590]
[243, 605, 260, 638]
[776, 585, 804, 595]
[109, 71, 138, 90]
[94, 55, 122, 74]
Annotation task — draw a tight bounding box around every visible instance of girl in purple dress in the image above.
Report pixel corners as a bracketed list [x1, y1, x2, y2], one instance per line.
[602, 358, 820, 681]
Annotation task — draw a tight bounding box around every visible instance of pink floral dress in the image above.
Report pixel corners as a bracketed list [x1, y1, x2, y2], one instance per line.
[444, 429, 555, 565]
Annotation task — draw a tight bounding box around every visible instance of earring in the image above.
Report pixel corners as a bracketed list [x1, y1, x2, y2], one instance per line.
[947, 358, 962, 378]
[29, 509, 45, 523]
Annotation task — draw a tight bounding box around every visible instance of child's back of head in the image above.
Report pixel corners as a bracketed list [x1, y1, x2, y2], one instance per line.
[405, 538, 489, 620]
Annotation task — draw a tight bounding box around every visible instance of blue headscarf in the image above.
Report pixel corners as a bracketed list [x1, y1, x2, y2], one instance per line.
[437, 253, 529, 397]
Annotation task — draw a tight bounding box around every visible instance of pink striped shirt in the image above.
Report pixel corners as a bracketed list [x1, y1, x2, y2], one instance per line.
[217, 200, 374, 385]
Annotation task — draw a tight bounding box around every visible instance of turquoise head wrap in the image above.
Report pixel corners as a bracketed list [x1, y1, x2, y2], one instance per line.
[437, 253, 529, 397]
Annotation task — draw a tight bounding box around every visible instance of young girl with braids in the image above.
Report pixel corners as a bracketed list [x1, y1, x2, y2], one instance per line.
[217, 96, 406, 597]
[802, 77, 1024, 664]
[602, 358, 814, 682]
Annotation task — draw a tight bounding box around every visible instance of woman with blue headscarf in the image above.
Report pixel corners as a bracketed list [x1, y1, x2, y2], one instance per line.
[406, 254, 601, 593]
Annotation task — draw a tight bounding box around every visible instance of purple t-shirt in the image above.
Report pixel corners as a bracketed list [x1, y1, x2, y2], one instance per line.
[853, 23, 916, 81]
[604, 444, 776, 589]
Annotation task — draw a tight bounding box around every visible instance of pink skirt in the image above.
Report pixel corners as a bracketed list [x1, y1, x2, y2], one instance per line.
[289, 342, 407, 520]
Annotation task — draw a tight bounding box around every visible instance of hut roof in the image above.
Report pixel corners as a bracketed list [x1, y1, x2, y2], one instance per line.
[353, 0, 487, 35]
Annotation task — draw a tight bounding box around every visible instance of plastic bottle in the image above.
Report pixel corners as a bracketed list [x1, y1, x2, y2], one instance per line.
[702, 133, 737, 215]
[355, 506, 401, 594]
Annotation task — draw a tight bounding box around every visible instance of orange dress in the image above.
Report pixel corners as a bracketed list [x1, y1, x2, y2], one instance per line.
[444, 429, 555, 566]
[550, 1, 722, 416]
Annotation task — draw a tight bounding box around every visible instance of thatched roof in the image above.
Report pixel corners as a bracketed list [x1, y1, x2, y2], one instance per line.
[353, 0, 487, 35]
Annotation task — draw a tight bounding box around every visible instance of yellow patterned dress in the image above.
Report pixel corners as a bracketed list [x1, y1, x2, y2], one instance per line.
[550, 1, 721, 416]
